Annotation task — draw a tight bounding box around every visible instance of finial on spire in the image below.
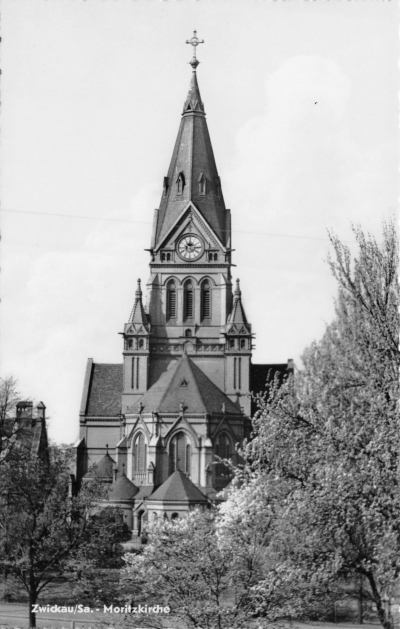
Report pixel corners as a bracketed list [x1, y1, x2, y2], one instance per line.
[136, 278, 142, 297]
[235, 278, 241, 297]
[186, 30, 204, 70]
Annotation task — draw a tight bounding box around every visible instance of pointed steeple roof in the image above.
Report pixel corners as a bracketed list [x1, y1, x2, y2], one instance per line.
[227, 279, 248, 325]
[153, 56, 228, 249]
[183, 70, 204, 114]
[83, 448, 115, 480]
[128, 279, 148, 327]
[108, 470, 139, 501]
[148, 469, 209, 503]
[128, 354, 241, 415]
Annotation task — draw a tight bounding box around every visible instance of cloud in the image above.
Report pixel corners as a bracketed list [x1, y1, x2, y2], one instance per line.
[226, 56, 397, 367]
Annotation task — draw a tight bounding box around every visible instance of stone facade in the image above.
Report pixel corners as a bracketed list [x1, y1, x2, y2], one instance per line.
[75, 52, 291, 532]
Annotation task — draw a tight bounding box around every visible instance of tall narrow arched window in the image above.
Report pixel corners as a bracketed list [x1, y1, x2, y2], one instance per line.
[184, 281, 194, 320]
[201, 280, 211, 320]
[176, 172, 185, 195]
[198, 172, 206, 196]
[240, 338, 246, 350]
[169, 432, 191, 476]
[215, 433, 231, 477]
[134, 433, 147, 473]
[167, 280, 177, 320]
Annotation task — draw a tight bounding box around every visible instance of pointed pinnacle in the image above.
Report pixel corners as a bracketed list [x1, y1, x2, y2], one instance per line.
[235, 278, 241, 297]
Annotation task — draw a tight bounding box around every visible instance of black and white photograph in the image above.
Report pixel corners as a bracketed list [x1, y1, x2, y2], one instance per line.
[0, 2, 398, 628]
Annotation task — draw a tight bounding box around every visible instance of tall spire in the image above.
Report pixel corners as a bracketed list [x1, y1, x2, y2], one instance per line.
[152, 31, 229, 249]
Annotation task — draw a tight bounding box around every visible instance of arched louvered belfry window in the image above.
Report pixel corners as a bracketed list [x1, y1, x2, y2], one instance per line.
[169, 432, 191, 476]
[215, 433, 231, 477]
[201, 280, 211, 320]
[134, 433, 147, 473]
[167, 280, 177, 320]
[183, 280, 194, 320]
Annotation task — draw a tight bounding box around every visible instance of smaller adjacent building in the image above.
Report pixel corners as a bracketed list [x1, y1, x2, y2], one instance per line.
[2, 400, 49, 462]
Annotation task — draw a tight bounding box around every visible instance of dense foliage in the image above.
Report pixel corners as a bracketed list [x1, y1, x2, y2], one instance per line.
[124, 509, 267, 629]
[0, 442, 126, 628]
[223, 222, 399, 629]
[125, 222, 399, 629]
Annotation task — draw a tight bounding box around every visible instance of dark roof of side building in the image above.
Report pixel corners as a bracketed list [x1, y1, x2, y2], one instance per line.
[250, 361, 294, 415]
[85, 363, 123, 417]
[148, 470, 209, 504]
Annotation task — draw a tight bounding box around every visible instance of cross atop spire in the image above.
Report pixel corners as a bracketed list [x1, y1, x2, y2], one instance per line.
[186, 30, 204, 70]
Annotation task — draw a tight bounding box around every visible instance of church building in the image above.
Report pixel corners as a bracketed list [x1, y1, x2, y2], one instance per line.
[75, 33, 292, 535]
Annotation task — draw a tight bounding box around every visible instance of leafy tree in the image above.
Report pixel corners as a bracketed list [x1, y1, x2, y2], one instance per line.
[223, 222, 399, 629]
[0, 441, 126, 628]
[0, 376, 22, 464]
[124, 508, 269, 629]
[67, 507, 131, 606]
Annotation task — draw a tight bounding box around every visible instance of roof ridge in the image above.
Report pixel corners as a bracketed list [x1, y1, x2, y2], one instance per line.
[155, 359, 183, 410]
[186, 357, 241, 414]
[181, 355, 208, 413]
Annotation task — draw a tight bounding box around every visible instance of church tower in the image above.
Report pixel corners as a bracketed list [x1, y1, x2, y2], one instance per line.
[76, 33, 291, 531]
[121, 32, 253, 418]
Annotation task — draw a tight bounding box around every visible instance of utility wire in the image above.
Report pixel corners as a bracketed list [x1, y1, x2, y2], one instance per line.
[0, 208, 344, 243]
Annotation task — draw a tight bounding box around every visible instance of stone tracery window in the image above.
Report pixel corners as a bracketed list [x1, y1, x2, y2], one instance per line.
[215, 433, 231, 477]
[134, 432, 147, 473]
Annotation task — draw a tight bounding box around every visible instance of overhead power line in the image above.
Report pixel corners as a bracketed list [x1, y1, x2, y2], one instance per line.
[0, 207, 350, 243]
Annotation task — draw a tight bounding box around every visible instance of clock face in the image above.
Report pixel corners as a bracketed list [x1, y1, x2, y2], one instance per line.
[177, 235, 203, 261]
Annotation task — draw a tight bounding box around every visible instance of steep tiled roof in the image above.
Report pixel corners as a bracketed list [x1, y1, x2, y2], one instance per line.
[86, 364, 123, 416]
[148, 470, 209, 503]
[154, 68, 228, 249]
[134, 485, 154, 501]
[108, 473, 139, 501]
[131, 354, 241, 415]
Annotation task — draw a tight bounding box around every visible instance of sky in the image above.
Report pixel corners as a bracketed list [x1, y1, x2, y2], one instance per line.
[1, 0, 398, 444]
